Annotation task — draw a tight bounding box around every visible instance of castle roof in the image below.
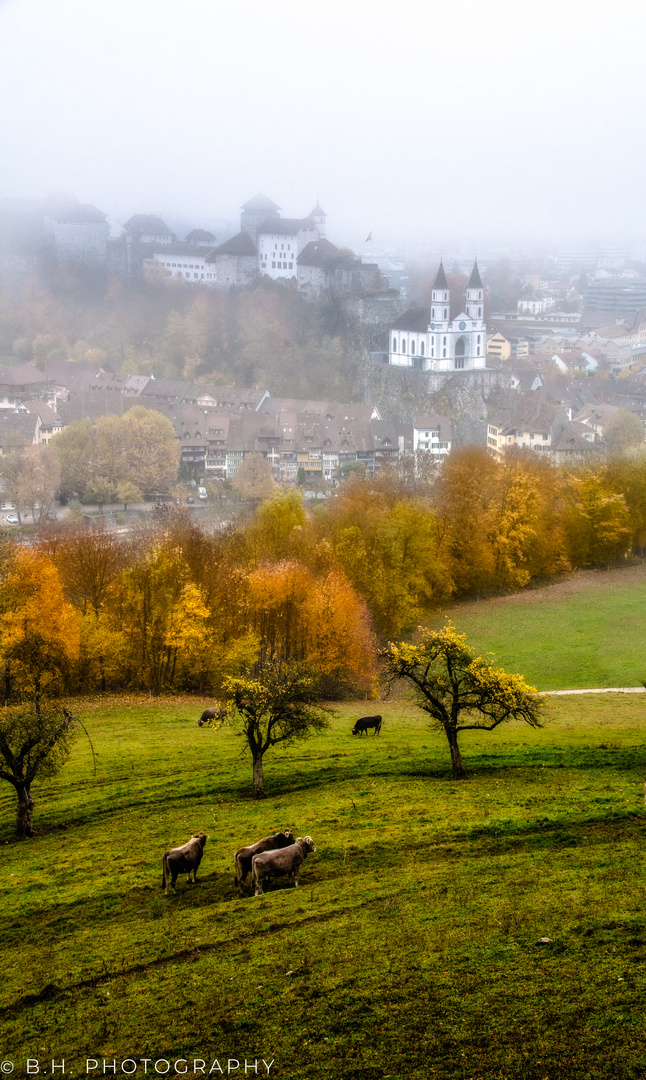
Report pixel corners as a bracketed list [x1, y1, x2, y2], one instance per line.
[208, 232, 257, 257]
[240, 193, 281, 212]
[433, 261, 448, 290]
[297, 238, 345, 267]
[185, 229, 216, 243]
[123, 215, 175, 239]
[468, 260, 482, 288]
[259, 217, 316, 236]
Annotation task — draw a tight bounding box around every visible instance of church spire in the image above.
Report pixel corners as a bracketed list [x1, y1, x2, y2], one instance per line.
[433, 260, 448, 290]
[467, 260, 482, 288]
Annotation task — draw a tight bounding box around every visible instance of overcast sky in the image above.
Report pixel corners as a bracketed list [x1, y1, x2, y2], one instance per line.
[1, 0, 645, 257]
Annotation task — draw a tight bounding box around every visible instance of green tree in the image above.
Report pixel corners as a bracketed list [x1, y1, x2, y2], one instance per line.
[0, 702, 77, 837]
[224, 653, 331, 796]
[55, 419, 95, 500]
[121, 407, 180, 494]
[383, 624, 545, 778]
[231, 453, 275, 501]
[604, 409, 644, 456]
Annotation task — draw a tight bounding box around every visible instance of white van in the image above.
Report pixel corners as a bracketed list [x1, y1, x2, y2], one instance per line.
[197, 486, 207, 500]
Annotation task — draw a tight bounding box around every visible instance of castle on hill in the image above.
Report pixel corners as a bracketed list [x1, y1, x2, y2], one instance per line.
[389, 260, 486, 372]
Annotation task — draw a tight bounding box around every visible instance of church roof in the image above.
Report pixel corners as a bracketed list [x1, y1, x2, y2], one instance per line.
[240, 193, 281, 212]
[310, 200, 326, 217]
[433, 261, 448, 290]
[392, 308, 429, 332]
[468, 260, 482, 288]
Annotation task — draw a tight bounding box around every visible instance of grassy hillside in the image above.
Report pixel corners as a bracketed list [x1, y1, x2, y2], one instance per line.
[2, 693, 646, 1079]
[428, 565, 646, 691]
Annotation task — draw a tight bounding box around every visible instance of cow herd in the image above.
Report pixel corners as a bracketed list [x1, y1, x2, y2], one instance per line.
[162, 828, 316, 897]
[160, 711, 383, 899]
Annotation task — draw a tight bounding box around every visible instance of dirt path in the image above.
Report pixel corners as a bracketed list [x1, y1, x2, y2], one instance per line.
[545, 686, 646, 695]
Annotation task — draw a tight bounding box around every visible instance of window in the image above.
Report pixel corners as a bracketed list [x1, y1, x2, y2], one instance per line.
[411, 341, 416, 355]
[420, 341, 425, 356]
[272, 262, 276, 268]
[444, 308, 448, 318]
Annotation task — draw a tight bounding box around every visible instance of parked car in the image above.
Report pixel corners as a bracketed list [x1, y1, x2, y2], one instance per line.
[186, 496, 195, 504]
[198, 486, 207, 500]
[6, 515, 19, 524]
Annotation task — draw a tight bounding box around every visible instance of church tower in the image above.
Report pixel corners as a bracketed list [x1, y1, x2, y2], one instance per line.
[465, 260, 484, 321]
[430, 261, 450, 328]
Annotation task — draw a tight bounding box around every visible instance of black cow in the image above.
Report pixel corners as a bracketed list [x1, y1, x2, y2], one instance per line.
[352, 714, 382, 736]
[161, 832, 208, 895]
[198, 705, 228, 727]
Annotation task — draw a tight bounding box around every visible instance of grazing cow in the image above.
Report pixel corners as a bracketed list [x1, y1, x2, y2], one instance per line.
[161, 832, 208, 895]
[198, 705, 228, 727]
[352, 714, 382, 736]
[251, 836, 316, 896]
[234, 830, 295, 889]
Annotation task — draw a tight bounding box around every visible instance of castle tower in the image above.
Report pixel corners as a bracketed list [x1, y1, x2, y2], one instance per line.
[240, 193, 281, 242]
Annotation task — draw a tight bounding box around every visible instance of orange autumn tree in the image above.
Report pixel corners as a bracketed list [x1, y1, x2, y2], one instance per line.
[247, 560, 376, 695]
[0, 549, 80, 706]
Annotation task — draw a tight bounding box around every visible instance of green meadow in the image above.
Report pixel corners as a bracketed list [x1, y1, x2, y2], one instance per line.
[2, 693, 646, 1080]
[429, 566, 646, 691]
[2, 570, 646, 1079]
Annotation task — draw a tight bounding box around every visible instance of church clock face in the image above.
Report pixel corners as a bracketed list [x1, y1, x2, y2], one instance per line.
[430, 322, 435, 330]
[459, 321, 466, 330]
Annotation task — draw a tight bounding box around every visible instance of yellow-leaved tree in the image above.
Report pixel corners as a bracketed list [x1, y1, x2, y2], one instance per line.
[383, 624, 545, 778]
[0, 549, 80, 708]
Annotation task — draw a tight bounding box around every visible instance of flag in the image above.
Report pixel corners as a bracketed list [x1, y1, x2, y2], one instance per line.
[365, 232, 372, 243]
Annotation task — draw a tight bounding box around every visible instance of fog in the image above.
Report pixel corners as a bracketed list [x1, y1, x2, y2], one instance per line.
[1, 0, 644, 255]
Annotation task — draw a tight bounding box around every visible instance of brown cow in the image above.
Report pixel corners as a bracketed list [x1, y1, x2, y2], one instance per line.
[198, 705, 228, 727]
[234, 830, 295, 890]
[251, 836, 316, 896]
[162, 832, 208, 895]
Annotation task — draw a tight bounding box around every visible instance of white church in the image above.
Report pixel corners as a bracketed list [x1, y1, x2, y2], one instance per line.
[389, 261, 486, 372]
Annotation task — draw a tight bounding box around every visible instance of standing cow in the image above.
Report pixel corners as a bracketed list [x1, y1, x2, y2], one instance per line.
[251, 836, 317, 896]
[352, 715, 382, 736]
[198, 705, 228, 727]
[234, 830, 295, 890]
[161, 832, 208, 895]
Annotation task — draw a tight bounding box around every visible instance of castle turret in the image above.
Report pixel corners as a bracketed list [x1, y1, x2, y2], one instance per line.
[309, 200, 326, 237]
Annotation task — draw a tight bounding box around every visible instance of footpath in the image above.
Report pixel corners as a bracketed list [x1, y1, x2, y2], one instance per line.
[544, 687, 646, 695]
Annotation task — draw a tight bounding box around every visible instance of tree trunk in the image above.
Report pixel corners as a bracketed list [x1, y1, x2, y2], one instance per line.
[446, 726, 466, 779]
[252, 753, 265, 798]
[16, 784, 34, 838]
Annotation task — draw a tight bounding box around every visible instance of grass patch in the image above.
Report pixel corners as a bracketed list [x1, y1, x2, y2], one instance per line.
[429, 565, 646, 690]
[2, 693, 646, 1077]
